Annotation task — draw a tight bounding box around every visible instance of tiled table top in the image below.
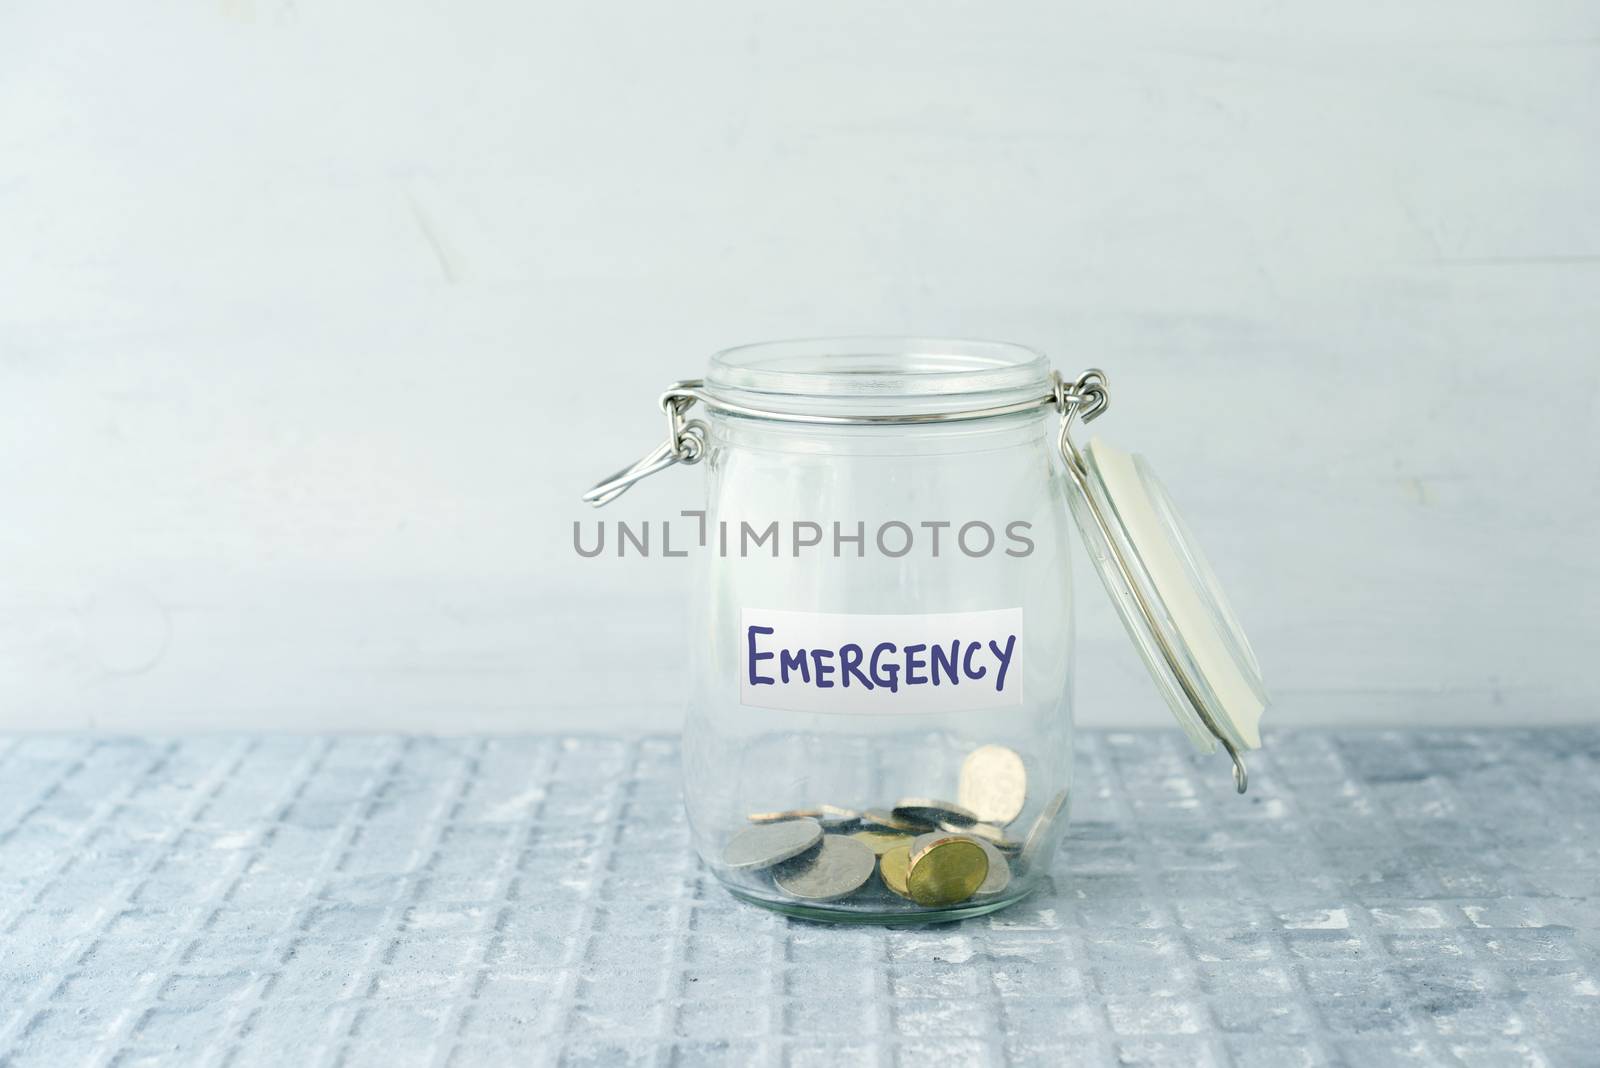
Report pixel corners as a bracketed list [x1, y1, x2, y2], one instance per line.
[0, 730, 1596, 1067]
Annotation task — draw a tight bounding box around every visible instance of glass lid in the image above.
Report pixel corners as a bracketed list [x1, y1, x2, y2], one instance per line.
[1063, 435, 1268, 791]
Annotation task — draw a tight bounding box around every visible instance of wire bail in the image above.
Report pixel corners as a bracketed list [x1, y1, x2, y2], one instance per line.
[581, 381, 708, 507]
[585, 368, 1116, 507]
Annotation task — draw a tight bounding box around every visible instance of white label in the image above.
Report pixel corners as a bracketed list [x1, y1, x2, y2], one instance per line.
[739, 608, 1024, 715]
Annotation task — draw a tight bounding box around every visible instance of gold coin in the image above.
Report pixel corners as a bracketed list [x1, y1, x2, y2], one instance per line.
[911, 831, 1009, 897]
[957, 745, 1028, 826]
[905, 836, 988, 907]
[850, 830, 913, 856]
[878, 843, 913, 899]
[747, 808, 822, 824]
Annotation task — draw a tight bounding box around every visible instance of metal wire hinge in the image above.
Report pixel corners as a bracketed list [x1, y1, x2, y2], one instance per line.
[1052, 368, 1110, 423]
[582, 383, 708, 507]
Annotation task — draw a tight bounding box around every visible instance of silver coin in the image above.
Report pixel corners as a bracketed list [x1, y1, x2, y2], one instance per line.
[970, 838, 1012, 898]
[1018, 789, 1070, 873]
[747, 808, 822, 824]
[861, 807, 931, 833]
[772, 834, 876, 902]
[749, 804, 858, 831]
[722, 817, 823, 871]
[957, 745, 1028, 826]
[816, 804, 862, 831]
[912, 831, 1011, 899]
[893, 797, 977, 828]
[940, 819, 1022, 852]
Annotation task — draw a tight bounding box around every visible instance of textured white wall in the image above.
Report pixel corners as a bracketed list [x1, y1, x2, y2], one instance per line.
[1, 1, 1596, 732]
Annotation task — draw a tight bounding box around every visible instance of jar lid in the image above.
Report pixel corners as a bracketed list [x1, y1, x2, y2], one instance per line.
[1062, 434, 1268, 791]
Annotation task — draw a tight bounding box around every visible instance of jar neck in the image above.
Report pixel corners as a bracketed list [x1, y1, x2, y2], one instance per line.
[704, 337, 1054, 421]
[709, 410, 1054, 458]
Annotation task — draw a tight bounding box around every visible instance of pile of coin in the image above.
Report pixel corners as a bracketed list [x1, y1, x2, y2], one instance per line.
[721, 744, 1068, 911]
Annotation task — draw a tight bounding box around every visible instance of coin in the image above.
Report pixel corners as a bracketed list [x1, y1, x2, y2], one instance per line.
[861, 807, 930, 834]
[905, 835, 988, 907]
[940, 819, 1022, 852]
[748, 808, 823, 824]
[893, 798, 977, 829]
[878, 843, 913, 899]
[722, 817, 823, 870]
[772, 834, 876, 902]
[751, 804, 859, 830]
[1018, 788, 1070, 873]
[970, 838, 1012, 898]
[911, 832, 1010, 898]
[817, 804, 862, 831]
[957, 745, 1028, 825]
[850, 830, 913, 856]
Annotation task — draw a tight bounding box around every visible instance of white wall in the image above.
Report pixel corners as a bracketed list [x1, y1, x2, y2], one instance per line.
[2, 1, 1596, 733]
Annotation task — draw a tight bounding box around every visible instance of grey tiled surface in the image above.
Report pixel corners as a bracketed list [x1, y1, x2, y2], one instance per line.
[0, 731, 1597, 1067]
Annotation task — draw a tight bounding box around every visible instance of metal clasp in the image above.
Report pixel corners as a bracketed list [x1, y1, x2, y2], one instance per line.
[1053, 369, 1109, 423]
[582, 381, 708, 507]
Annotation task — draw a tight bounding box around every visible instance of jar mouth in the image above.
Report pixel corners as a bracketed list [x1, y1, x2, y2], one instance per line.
[706, 337, 1052, 418]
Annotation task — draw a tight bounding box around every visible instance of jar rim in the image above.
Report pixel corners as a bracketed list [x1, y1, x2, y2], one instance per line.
[706, 337, 1052, 418]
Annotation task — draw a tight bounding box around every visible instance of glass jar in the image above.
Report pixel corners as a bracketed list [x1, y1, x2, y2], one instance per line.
[585, 337, 1268, 924]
